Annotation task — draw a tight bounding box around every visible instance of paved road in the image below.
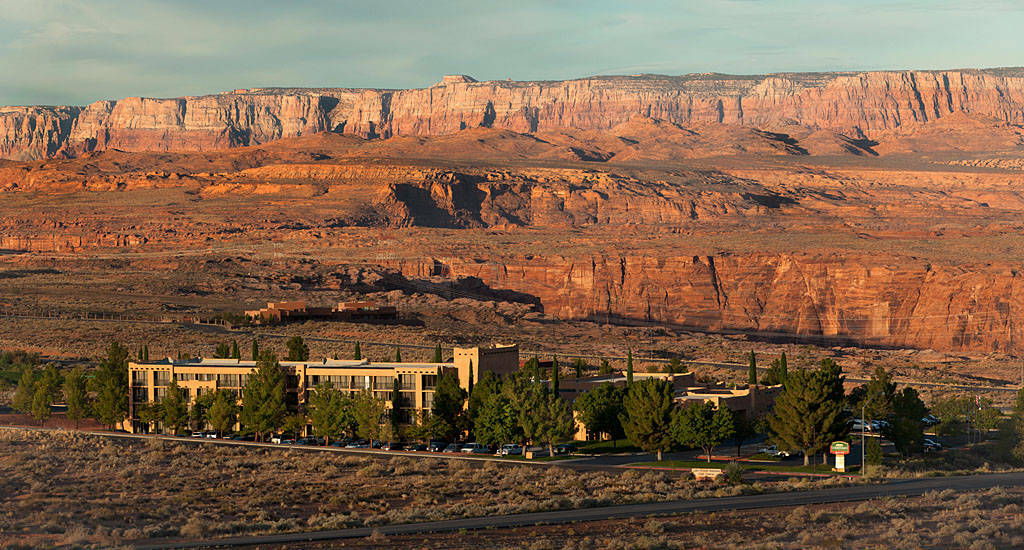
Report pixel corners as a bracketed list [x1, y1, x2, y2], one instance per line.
[135, 471, 1024, 549]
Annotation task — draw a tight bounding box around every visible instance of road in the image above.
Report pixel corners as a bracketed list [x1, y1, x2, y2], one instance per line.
[134, 471, 1024, 549]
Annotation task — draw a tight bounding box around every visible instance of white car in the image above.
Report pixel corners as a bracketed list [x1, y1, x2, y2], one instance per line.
[498, 444, 523, 456]
[460, 442, 488, 453]
[758, 445, 792, 458]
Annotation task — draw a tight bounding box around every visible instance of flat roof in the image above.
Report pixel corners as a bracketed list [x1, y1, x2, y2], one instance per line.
[129, 358, 449, 370]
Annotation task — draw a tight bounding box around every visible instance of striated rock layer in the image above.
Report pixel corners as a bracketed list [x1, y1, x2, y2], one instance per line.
[4, 68, 1024, 159]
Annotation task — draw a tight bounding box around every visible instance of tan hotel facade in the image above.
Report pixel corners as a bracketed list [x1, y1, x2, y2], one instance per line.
[126, 344, 519, 433]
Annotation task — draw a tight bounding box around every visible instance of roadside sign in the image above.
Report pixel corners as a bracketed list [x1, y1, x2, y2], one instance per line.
[830, 441, 850, 455]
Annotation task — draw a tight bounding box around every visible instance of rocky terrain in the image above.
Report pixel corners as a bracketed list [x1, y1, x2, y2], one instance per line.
[2, 68, 1024, 364]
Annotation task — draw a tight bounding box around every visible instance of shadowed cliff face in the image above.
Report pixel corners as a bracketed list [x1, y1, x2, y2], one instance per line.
[3, 68, 1024, 160]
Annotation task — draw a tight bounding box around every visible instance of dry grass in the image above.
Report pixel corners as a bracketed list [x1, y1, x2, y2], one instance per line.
[0, 429, 851, 548]
[306, 486, 1024, 549]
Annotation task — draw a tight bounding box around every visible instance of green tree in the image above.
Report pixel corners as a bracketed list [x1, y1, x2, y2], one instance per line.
[142, 345, 150, 362]
[731, 411, 764, 457]
[286, 336, 309, 361]
[352, 390, 388, 445]
[573, 382, 625, 443]
[665, 358, 682, 375]
[432, 343, 443, 363]
[394, 347, 403, 363]
[251, 339, 259, 361]
[474, 390, 521, 446]
[432, 371, 467, 441]
[671, 402, 735, 462]
[161, 381, 189, 434]
[761, 353, 789, 386]
[626, 349, 634, 385]
[517, 383, 573, 456]
[308, 382, 353, 444]
[136, 402, 162, 431]
[278, 413, 304, 438]
[747, 351, 757, 385]
[598, 358, 613, 376]
[214, 342, 231, 358]
[768, 367, 846, 466]
[1015, 387, 1024, 413]
[574, 358, 586, 378]
[206, 390, 239, 436]
[30, 365, 60, 425]
[353, 342, 362, 360]
[190, 390, 216, 430]
[972, 397, 1002, 440]
[620, 378, 675, 461]
[63, 367, 90, 430]
[12, 367, 36, 414]
[239, 351, 287, 441]
[885, 387, 928, 456]
[865, 437, 883, 466]
[551, 356, 559, 394]
[230, 340, 240, 360]
[467, 371, 503, 435]
[523, 356, 540, 379]
[90, 342, 130, 429]
[859, 365, 897, 420]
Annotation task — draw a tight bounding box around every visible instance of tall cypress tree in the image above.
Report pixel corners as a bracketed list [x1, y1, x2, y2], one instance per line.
[433, 343, 443, 363]
[747, 351, 757, 385]
[143, 345, 150, 362]
[251, 339, 259, 361]
[551, 356, 559, 394]
[230, 340, 240, 359]
[353, 342, 362, 360]
[394, 346, 402, 363]
[626, 349, 634, 385]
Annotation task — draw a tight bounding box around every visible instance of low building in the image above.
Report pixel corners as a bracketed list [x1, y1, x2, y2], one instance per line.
[125, 344, 518, 433]
[243, 300, 397, 325]
[561, 371, 781, 441]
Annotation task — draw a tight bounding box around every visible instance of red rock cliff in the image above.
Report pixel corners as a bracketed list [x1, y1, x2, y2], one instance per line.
[4, 68, 1024, 159]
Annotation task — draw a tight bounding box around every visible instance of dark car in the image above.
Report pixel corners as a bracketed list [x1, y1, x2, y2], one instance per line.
[428, 440, 447, 452]
[296, 437, 317, 446]
[554, 443, 576, 455]
[443, 443, 463, 453]
[407, 443, 427, 451]
[381, 442, 403, 451]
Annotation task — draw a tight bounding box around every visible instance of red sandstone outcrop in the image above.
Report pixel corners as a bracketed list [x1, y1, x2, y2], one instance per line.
[4, 68, 1024, 160]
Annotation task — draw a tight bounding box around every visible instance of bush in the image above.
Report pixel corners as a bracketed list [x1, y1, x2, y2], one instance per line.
[723, 461, 744, 485]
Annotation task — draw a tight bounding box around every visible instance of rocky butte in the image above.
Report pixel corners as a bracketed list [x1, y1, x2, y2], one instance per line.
[2, 68, 1024, 356]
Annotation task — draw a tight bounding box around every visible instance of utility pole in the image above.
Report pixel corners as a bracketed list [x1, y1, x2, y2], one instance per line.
[861, 394, 874, 474]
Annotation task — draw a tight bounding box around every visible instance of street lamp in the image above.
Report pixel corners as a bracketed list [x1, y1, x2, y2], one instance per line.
[861, 394, 874, 474]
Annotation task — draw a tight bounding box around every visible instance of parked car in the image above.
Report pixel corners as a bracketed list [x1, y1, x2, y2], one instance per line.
[924, 438, 943, 452]
[758, 445, 792, 458]
[497, 444, 523, 456]
[296, 437, 317, 446]
[329, 440, 347, 447]
[407, 443, 427, 452]
[270, 435, 285, 444]
[203, 431, 219, 439]
[460, 442, 486, 453]
[554, 443, 576, 455]
[382, 441, 403, 451]
[370, 440, 382, 449]
[281, 438, 296, 445]
[922, 415, 940, 426]
[345, 440, 370, 449]
[191, 431, 205, 438]
[443, 443, 463, 453]
[428, 440, 447, 452]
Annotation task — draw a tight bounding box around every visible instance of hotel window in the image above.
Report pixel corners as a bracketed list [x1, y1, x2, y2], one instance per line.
[398, 374, 416, 390]
[154, 388, 167, 402]
[372, 376, 394, 390]
[421, 374, 437, 390]
[175, 373, 195, 382]
[154, 371, 170, 387]
[132, 371, 148, 387]
[398, 391, 415, 407]
[218, 374, 242, 387]
[132, 387, 147, 403]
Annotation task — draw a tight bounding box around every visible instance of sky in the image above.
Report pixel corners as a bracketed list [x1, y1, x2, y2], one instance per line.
[2, 0, 1024, 106]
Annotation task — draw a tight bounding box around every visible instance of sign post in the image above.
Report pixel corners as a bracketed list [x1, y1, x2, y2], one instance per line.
[830, 441, 850, 472]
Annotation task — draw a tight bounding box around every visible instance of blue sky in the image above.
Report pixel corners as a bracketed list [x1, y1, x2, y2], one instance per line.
[2, 0, 1023, 106]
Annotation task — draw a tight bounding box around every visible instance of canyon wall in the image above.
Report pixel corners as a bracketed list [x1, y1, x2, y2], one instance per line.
[391, 253, 1024, 354]
[4, 69, 1024, 159]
